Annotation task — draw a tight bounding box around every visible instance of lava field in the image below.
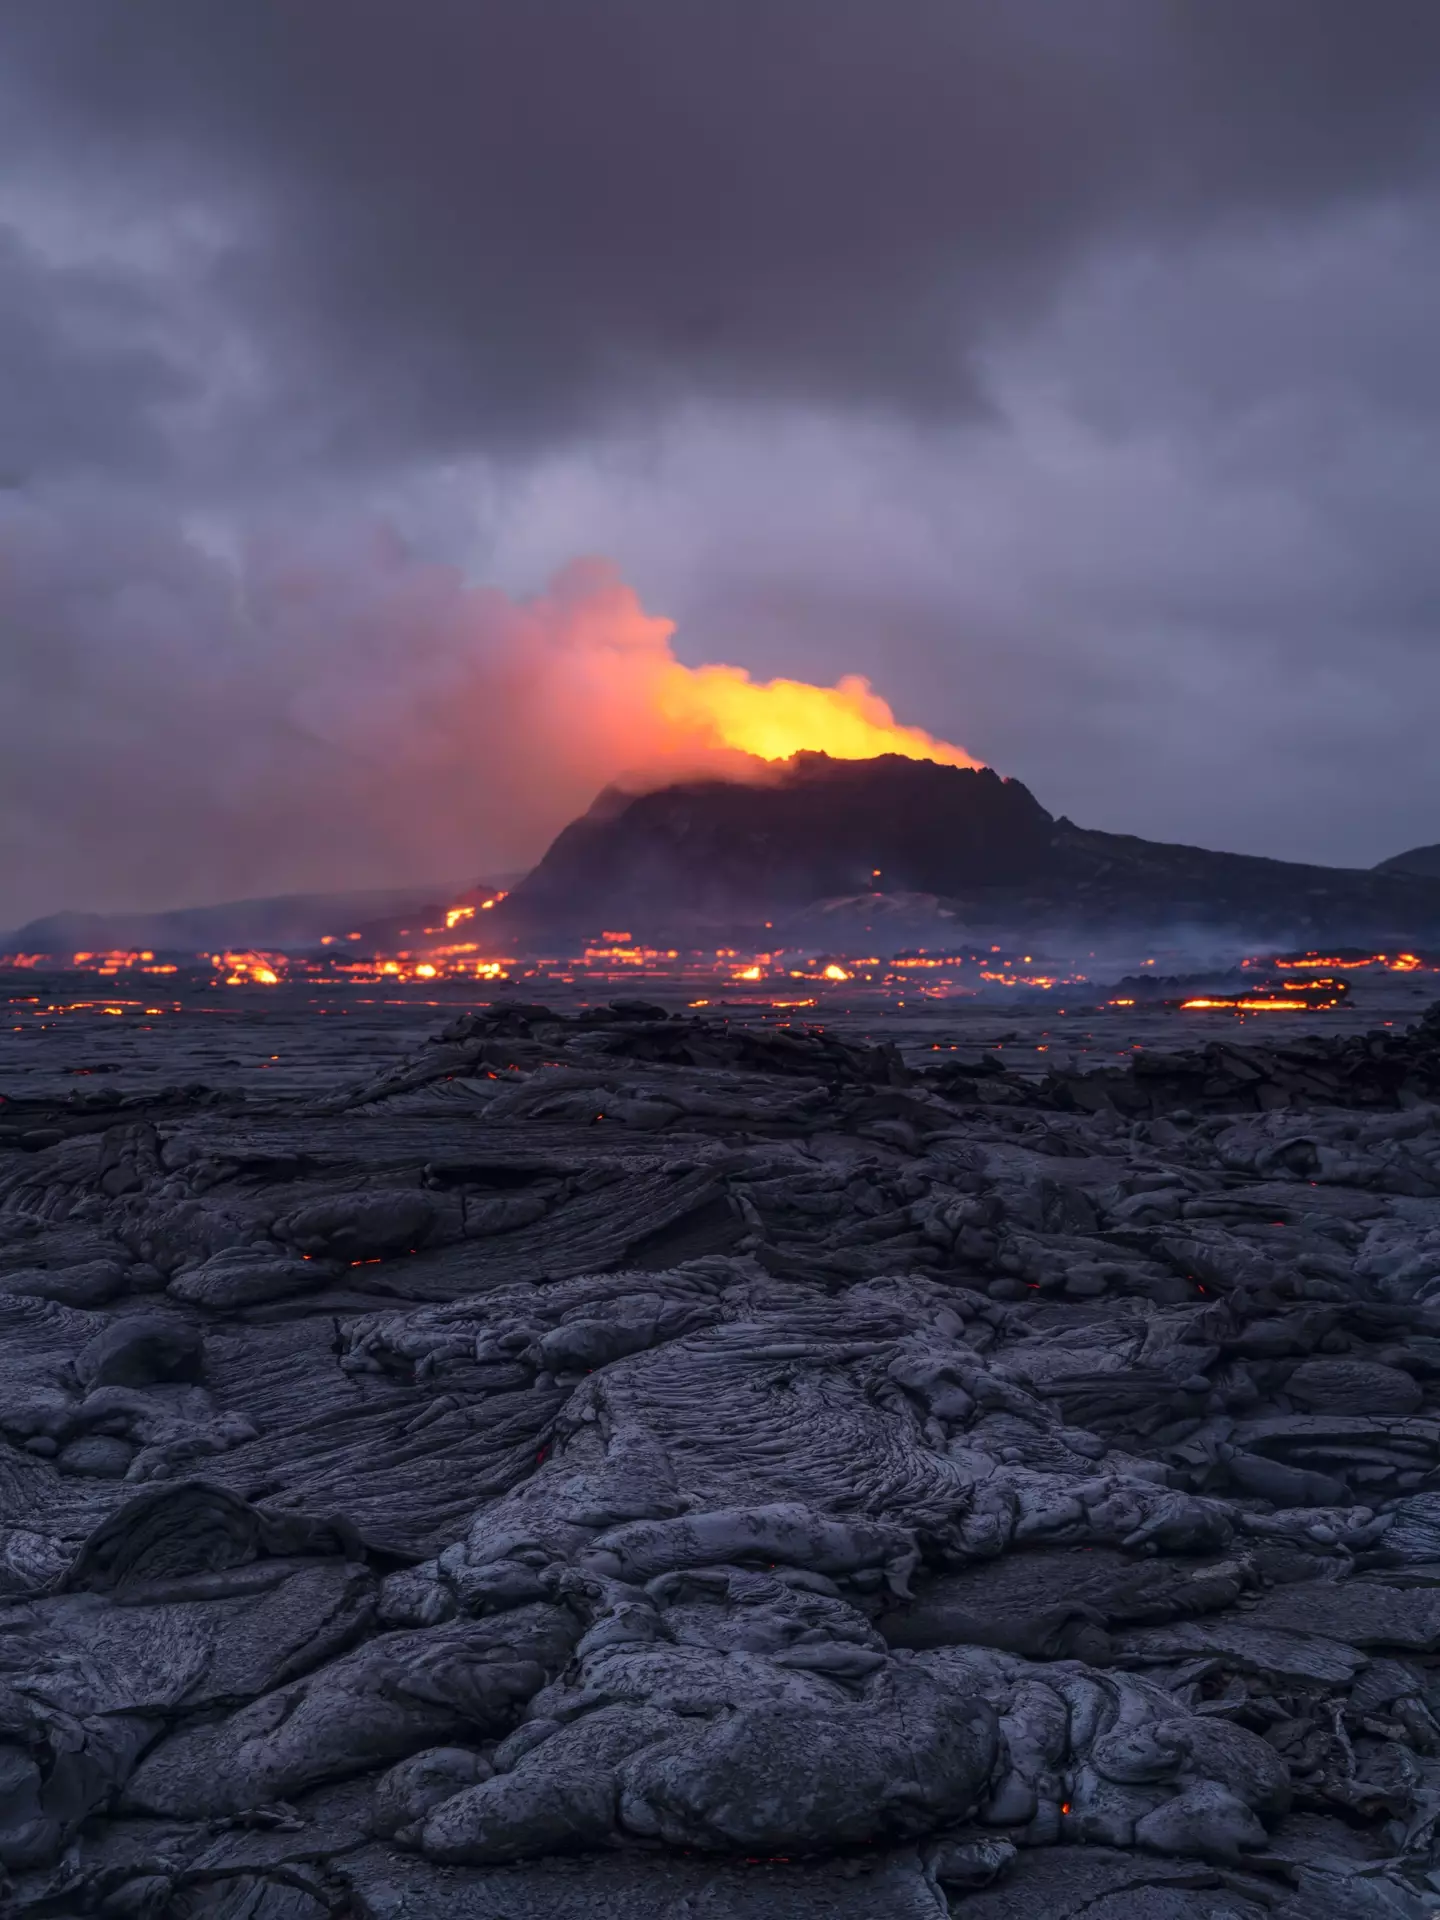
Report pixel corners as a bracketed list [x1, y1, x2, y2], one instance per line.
[5, 986, 1440, 1917]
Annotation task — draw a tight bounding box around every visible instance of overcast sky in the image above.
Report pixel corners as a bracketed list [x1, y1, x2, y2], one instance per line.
[4, 1, 1440, 927]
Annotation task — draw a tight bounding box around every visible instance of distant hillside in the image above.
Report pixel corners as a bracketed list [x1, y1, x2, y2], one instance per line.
[4, 886, 463, 956]
[1378, 844, 1440, 880]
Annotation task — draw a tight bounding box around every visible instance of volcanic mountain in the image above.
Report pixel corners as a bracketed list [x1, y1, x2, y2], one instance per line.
[503, 752, 1440, 945]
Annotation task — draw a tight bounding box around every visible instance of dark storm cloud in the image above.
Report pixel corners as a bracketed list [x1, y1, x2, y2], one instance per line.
[4, 2, 1440, 925]
[6, 0, 1440, 474]
[0, 226, 189, 483]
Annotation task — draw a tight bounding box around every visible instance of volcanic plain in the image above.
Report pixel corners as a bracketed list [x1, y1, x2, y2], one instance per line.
[4, 955, 1440, 1920]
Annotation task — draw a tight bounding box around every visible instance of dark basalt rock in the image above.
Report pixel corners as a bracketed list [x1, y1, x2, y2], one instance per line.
[75, 1314, 204, 1389]
[5, 1000, 1440, 1913]
[63, 1482, 371, 1594]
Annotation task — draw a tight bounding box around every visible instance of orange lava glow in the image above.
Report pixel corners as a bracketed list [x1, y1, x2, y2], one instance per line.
[1264, 951, 1434, 973]
[211, 951, 286, 986]
[61, 948, 175, 975]
[653, 662, 977, 767]
[0, 927, 1384, 1018]
[1181, 996, 1309, 1012]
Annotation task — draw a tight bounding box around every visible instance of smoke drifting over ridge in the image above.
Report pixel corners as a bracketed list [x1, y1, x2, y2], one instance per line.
[0, 499, 974, 929]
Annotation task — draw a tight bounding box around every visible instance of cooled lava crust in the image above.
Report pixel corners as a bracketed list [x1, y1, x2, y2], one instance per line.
[5, 1002, 1440, 1915]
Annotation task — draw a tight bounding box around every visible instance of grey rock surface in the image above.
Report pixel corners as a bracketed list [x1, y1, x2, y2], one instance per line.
[5, 997, 1440, 1914]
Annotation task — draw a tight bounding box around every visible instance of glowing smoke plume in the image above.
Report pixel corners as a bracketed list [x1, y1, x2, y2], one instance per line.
[0, 502, 977, 924]
[524, 559, 977, 772]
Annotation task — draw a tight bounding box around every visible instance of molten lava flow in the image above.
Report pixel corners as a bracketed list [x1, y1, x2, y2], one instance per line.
[212, 951, 285, 986]
[1264, 950, 1436, 973]
[1181, 997, 1305, 1012]
[652, 663, 977, 768]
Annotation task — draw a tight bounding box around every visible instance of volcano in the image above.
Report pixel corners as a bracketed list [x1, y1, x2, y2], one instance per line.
[503, 752, 1440, 944]
[512, 755, 1053, 917]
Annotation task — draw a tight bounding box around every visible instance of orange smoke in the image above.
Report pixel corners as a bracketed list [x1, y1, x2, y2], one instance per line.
[3, 532, 981, 924]
[518, 560, 976, 780]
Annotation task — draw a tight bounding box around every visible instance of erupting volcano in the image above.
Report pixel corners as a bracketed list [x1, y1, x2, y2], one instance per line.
[6, 562, 1440, 971]
[498, 750, 1440, 950]
[463, 558, 981, 802]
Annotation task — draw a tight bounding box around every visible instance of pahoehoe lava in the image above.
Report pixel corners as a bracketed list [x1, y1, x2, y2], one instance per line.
[6, 997, 1440, 1915]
